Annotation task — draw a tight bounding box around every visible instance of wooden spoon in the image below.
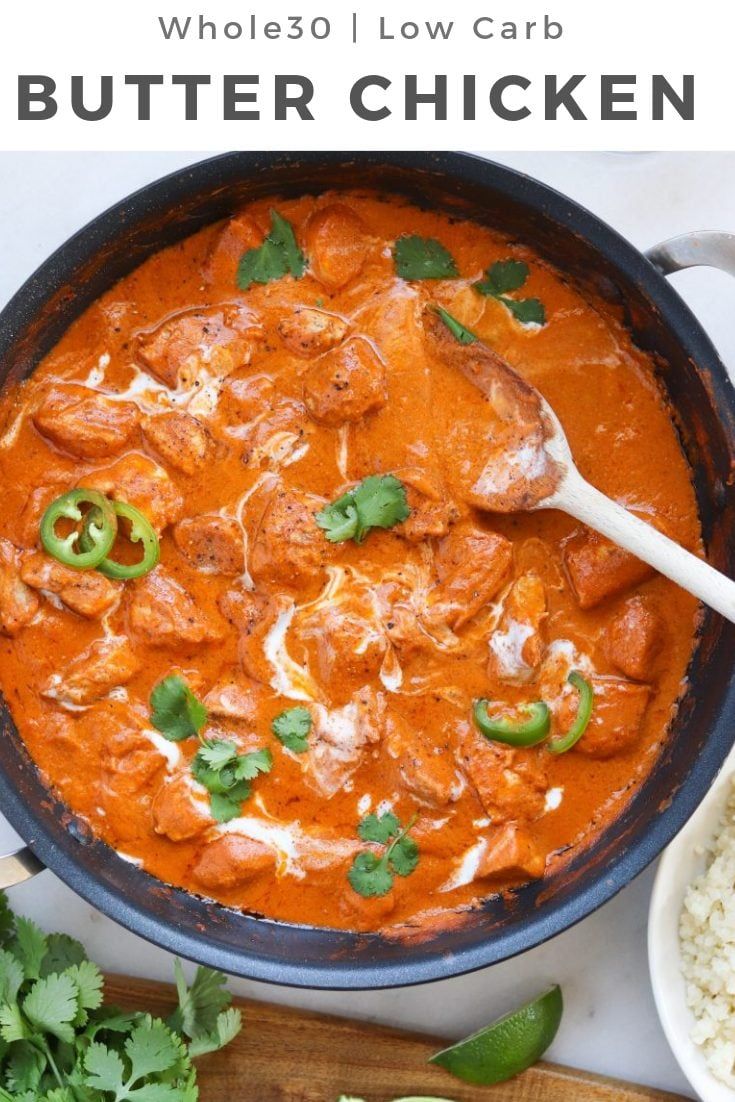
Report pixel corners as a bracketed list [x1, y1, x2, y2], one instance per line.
[425, 309, 735, 624]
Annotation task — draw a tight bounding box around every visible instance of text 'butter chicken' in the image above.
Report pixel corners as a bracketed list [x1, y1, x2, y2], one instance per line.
[0, 192, 701, 931]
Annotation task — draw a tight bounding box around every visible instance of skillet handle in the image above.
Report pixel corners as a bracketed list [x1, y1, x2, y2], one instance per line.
[646, 231, 735, 277]
[0, 847, 45, 889]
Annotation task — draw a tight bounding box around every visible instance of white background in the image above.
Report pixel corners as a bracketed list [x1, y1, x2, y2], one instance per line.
[1, 150, 735, 1097]
[0, 0, 731, 149]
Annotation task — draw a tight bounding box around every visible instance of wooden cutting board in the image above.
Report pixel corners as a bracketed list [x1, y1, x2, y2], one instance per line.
[106, 975, 691, 1102]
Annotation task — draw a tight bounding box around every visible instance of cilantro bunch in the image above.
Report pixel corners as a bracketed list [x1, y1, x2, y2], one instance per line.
[315, 475, 410, 545]
[0, 892, 240, 1101]
[347, 813, 420, 898]
[150, 675, 272, 824]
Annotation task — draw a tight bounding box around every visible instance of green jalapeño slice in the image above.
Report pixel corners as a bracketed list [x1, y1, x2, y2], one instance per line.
[40, 489, 117, 571]
[548, 671, 594, 754]
[81, 500, 159, 580]
[473, 698, 551, 748]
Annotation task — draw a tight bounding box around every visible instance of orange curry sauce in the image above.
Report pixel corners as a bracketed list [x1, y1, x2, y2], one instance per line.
[0, 191, 700, 931]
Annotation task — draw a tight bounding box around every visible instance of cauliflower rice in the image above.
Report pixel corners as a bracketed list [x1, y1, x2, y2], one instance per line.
[681, 775, 735, 1087]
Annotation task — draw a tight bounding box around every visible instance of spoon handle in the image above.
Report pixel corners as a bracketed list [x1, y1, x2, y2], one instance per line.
[554, 471, 735, 624]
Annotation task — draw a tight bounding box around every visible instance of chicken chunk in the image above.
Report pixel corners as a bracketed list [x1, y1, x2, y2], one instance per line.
[0, 538, 39, 635]
[397, 732, 463, 808]
[128, 569, 226, 647]
[152, 775, 210, 841]
[18, 486, 62, 549]
[136, 303, 262, 389]
[304, 204, 372, 291]
[397, 469, 459, 543]
[605, 596, 664, 682]
[278, 307, 349, 358]
[564, 528, 653, 609]
[459, 730, 548, 823]
[33, 385, 139, 459]
[218, 586, 268, 635]
[477, 824, 546, 881]
[297, 599, 387, 699]
[572, 678, 651, 759]
[174, 515, 243, 576]
[21, 552, 121, 619]
[141, 412, 213, 476]
[203, 670, 260, 722]
[306, 688, 385, 798]
[203, 212, 264, 285]
[488, 573, 547, 684]
[303, 338, 387, 426]
[429, 524, 513, 631]
[250, 488, 327, 590]
[192, 834, 276, 891]
[101, 721, 166, 804]
[79, 454, 183, 532]
[42, 635, 140, 707]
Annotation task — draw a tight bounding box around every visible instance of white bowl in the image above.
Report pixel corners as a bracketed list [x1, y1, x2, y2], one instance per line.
[649, 742, 735, 1102]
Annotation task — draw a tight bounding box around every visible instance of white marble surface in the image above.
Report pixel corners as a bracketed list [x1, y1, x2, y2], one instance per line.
[2, 151, 735, 1099]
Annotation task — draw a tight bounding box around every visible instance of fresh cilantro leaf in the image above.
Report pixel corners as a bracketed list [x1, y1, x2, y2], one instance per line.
[272, 706, 312, 753]
[389, 834, 420, 877]
[314, 492, 360, 543]
[394, 234, 459, 280]
[170, 960, 232, 1042]
[351, 476, 410, 537]
[195, 739, 238, 771]
[0, 892, 14, 945]
[473, 258, 547, 327]
[0, 1002, 27, 1043]
[150, 675, 207, 742]
[499, 295, 546, 326]
[357, 812, 400, 845]
[316, 474, 410, 545]
[269, 210, 306, 280]
[187, 1007, 242, 1058]
[235, 748, 273, 781]
[475, 258, 530, 295]
[83, 1041, 126, 1094]
[125, 1019, 180, 1081]
[23, 973, 79, 1044]
[347, 852, 394, 898]
[0, 947, 24, 1004]
[4, 1040, 45, 1093]
[348, 813, 420, 898]
[208, 790, 248, 824]
[236, 209, 306, 291]
[432, 306, 477, 345]
[11, 916, 48, 981]
[40, 934, 87, 978]
[66, 960, 103, 1013]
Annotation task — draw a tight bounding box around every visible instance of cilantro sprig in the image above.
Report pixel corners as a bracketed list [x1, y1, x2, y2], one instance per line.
[272, 707, 312, 753]
[432, 306, 478, 346]
[394, 235, 459, 281]
[348, 812, 420, 898]
[0, 892, 240, 1100]
[236, 209, 306, 291]
[149, 675, 272, 822]
[316, 474, 410, 545]
[192, 741, 273, 823]
[473, 259, 546, 326]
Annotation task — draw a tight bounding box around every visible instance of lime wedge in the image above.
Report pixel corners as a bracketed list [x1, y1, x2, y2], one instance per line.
[429, 984, 563, 1085]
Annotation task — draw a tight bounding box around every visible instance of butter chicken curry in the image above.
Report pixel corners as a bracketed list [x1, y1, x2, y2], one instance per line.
[0, 192, 701, 931]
